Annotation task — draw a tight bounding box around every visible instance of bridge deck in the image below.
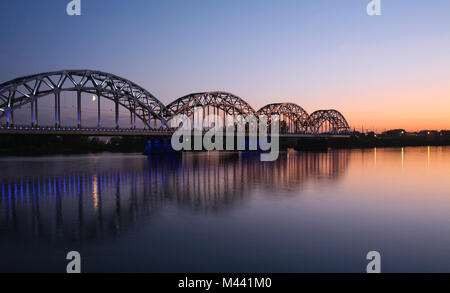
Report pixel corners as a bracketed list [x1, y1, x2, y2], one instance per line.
[0, 126, 350, 138]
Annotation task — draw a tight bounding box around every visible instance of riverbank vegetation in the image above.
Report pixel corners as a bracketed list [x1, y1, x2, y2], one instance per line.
[1, 130, 450, 156]
[0, 135, 150, 156]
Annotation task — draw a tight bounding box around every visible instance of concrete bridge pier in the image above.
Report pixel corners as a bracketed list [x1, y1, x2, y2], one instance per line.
[144, 137, 175, 154]
[294, 138, 329, 152]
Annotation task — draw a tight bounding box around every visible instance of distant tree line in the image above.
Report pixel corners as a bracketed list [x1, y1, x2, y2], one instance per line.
[0, 135, 150, 156]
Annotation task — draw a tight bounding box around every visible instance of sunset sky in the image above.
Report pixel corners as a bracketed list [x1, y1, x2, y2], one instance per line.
[1, 0, 450, 131]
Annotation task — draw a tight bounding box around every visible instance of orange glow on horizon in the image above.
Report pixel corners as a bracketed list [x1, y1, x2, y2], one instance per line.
[312, 81, 450, 132]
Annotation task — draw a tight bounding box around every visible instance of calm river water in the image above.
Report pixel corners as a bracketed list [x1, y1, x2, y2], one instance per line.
[1, 147, 450, 272]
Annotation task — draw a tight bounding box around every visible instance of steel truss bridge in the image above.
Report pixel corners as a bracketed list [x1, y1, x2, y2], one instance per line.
[0, 70, 350, 137]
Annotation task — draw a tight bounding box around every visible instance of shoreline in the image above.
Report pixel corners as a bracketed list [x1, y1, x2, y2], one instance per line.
[0, 134, 449, 157]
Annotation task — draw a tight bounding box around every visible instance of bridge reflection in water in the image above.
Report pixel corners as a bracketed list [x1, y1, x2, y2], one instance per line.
[0, 151, 349, 242]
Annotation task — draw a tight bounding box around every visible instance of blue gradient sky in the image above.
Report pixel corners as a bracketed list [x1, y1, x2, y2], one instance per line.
[1, 0, 450, 131]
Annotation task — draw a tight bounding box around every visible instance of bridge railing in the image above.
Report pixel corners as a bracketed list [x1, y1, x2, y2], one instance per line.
[0, 124, 171, 134]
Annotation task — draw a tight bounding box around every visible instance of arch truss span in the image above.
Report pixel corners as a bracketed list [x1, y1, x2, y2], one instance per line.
[308, 109, 350, 135]
[0, 70, 167, 129]
[257, 103, 310, 134]
[165, 91, 258, 128]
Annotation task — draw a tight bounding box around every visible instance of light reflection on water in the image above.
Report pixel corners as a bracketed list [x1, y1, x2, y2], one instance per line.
[0, 151, 348, 243]
[1, 147, 450, 272]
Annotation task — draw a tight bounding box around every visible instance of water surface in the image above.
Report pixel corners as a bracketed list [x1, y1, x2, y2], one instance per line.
[1, 147, 450, 273]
